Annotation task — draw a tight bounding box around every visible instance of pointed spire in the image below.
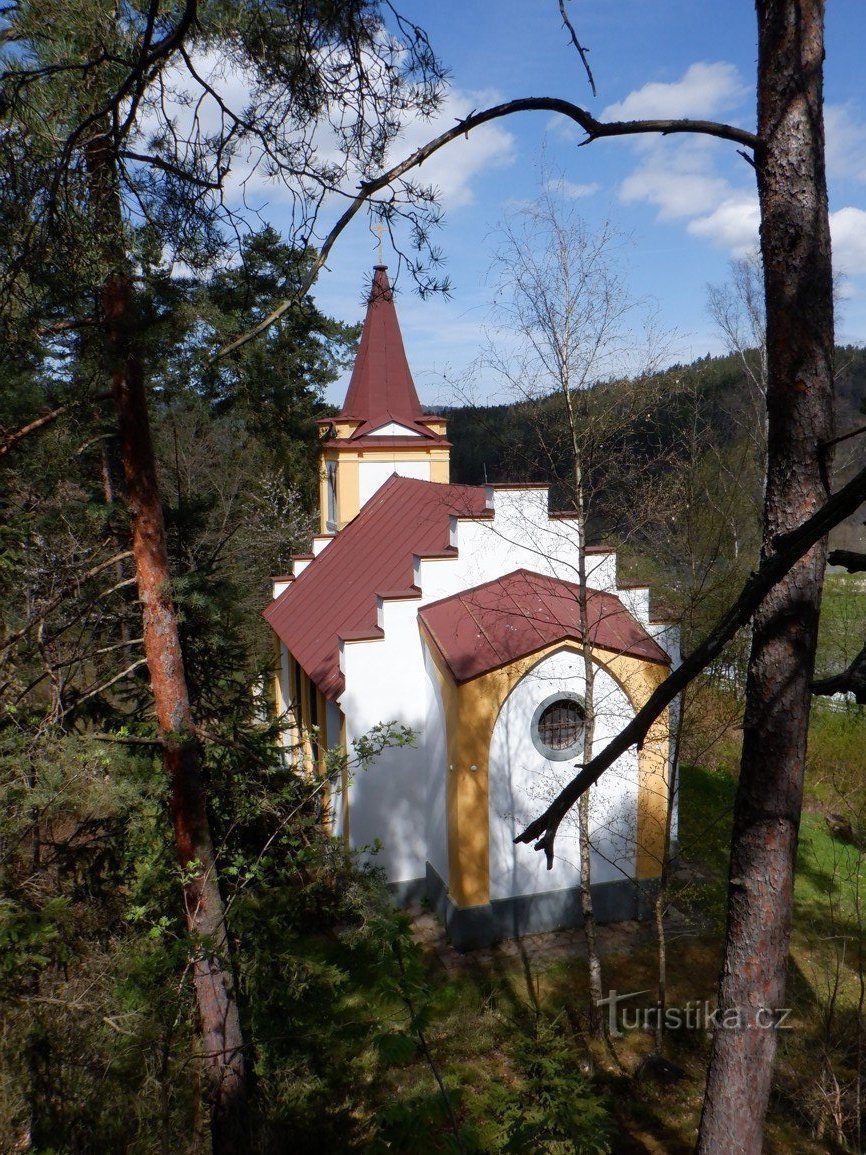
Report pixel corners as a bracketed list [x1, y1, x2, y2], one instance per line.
[338, 266, 429, 434]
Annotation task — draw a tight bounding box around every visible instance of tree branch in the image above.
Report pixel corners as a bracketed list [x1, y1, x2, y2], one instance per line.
[215, 97, 757, 360]
[0, 551, 133, 655]
[827, 549, 866, 573]
[118, 150, 224, 189]
[57, 657, 148, 720]
[0, 391, 112, 457]
[515, 459, 866, 866]
[558, 0, 596, 97]
[812, 643, 866, 704]
[0, 404, 70, 457]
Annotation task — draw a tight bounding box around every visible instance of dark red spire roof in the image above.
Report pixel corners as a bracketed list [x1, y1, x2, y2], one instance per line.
[337, 266, 443, 440]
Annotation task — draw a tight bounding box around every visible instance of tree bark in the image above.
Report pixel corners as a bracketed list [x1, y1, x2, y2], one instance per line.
[84, 119, 247, 1150]
[102, 270, 247, 1154]
[696, 2, 834, 1151]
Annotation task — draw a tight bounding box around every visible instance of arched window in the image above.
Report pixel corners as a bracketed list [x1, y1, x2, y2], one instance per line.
[531, 693, 586, 761]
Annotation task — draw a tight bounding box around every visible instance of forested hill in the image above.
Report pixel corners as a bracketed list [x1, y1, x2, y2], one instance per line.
[443, 345, 866, 504]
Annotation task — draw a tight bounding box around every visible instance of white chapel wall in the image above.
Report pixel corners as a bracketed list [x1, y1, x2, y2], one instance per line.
[422, 646, 449, 885]
[358, 459, 430, 508]
[488, 646, 639, 902]
[339, 597, 434, 885]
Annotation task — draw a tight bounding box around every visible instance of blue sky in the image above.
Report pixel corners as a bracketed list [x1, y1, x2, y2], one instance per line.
[277, 1, 866, 408]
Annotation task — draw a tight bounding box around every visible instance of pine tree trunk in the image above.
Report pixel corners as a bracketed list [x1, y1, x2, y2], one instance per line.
[696, 2, 834, 1150]
[85, 118, 247, 1149]
[102, 270, 247, 1154]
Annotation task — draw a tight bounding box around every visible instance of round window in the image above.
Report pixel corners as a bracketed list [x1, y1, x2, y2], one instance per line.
[531, 693, 586, 761]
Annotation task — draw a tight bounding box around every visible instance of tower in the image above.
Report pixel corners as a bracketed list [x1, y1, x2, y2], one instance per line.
[317, 265, 450, 533]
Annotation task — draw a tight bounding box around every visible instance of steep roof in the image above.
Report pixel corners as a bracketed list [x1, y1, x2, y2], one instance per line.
[264, 475, 489, 699]
[419, 569, 670, 683]
[335, 265, 446, 441]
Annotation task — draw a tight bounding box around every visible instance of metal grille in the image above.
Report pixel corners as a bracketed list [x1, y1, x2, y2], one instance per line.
[537, 698, 584, 752]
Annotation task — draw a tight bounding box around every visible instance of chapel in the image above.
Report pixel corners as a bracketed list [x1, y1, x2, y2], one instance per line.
[264, 264, 678, 950]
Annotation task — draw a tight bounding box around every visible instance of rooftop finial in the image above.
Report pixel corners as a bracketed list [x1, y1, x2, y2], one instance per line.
[373, 221, 386, 265]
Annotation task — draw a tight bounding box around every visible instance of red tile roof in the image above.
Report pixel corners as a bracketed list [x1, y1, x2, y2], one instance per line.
[418, 569, 670, 683]
[335, 266, 447, 442]
[264, 475, 489, 699]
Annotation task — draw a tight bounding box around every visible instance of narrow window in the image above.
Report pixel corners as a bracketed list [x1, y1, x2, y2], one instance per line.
[326, 461, 338, 531]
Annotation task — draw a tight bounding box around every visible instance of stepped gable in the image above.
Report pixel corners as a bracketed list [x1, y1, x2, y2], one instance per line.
[264, 475, 488, 699]
[419, 568, 670, 683]
[331, 265, 447, 442]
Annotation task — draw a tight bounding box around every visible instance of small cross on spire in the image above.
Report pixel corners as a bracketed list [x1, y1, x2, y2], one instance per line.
[373, 222, 386, 264]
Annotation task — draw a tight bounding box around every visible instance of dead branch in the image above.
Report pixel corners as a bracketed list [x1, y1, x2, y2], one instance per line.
[0, 390, 112, 458]
[515, 458, 866, 866]
[820, 423, 866, 452]
[216, 98, 757, 360]
[558, 0, 596, 96]
[812, 643, 866, 703]
[828, 549, 866, 573]
[57, 656, 148, 718]
[0, 550, 133, 655]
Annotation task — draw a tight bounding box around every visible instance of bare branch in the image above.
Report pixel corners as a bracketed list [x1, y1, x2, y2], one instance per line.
[827, 549, 866, 573]
[118, 150, 224, 190]
[0, 403, 70, 457]
[0, 550, 133, 655]
[558, 0, 596, 97]
[0, 392, 112, 457]
[820, 422, 866, 452]
[57, 657, 148, 719]
[515, 458, 866, 866]
[812, 643, 866, 703]
[216, 97, 757, 360]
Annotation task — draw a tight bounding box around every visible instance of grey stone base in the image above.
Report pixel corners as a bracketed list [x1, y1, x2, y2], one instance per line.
[388, 876, 429, 906]
[419, 862, 656, 953]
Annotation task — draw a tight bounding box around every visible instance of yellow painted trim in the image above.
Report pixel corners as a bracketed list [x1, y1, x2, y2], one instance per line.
[284, 653, 296, 767]
[298, 667, 313, 778]
[318, 459, 330, 535]
[335, 456, 360, 528]
[319, 440, 451, 528]
[273, 637, 286, 721]
[316, 687, 330, 827]
[424, 632, 672, 907]
[357, 446, 445, 463]
[430, 457, 450, 484]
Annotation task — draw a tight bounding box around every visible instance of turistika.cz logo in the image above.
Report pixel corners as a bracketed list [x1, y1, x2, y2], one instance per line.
[596, 989, 794, 1038]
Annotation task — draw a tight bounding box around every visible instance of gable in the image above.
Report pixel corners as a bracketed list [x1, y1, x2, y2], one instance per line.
[418, 569, 669, 683]
[364, 420, 424, 437]
[263, 476, 489, 699]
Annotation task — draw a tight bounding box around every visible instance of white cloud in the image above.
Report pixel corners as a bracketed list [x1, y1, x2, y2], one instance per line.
[550, 178, 600, 200]
[602, 62, 747, 121]
[620, 143, 732, 220]
[382, 88, 515, 210]
[137, 52, 514, 221]
[687, 195, 760, 255]
[825, 104, 866, 184]
[831, 207, 866, 276]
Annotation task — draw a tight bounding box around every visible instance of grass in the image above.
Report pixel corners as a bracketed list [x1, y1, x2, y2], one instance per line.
[269, 673, 866, 1153]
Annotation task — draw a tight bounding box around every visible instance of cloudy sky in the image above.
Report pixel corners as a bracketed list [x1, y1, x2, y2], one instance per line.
[248, 1, 866, 407]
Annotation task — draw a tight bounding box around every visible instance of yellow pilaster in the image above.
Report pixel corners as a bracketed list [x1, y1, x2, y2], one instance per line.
[336, 454, 360, 528]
